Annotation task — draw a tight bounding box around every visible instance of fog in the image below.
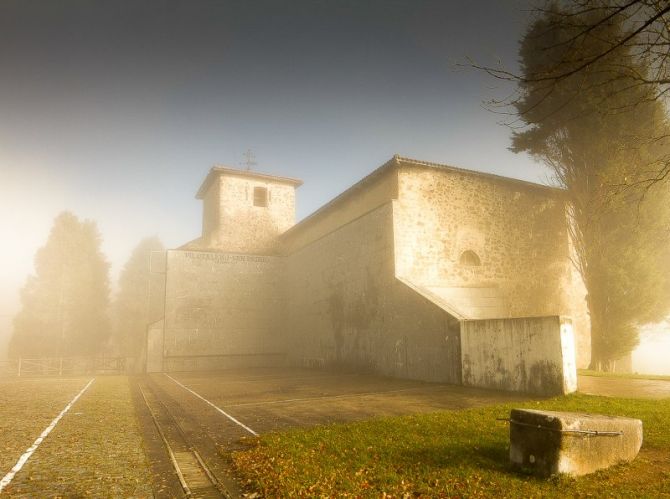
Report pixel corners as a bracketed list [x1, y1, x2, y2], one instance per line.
[0, 316, 10, 359]
[1, 3, 669, 498]
[633, 323, 670, 375]
[0, 0, 545, 360]
[1, 1, 668, 372]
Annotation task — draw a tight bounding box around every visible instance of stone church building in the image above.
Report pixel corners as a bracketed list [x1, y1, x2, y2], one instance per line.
[148, 155, 589, 395]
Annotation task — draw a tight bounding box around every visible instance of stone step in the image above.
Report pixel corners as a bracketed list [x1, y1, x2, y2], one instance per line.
[509, 408, 643, 476]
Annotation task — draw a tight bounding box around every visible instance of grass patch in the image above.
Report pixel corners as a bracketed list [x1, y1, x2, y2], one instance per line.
[3, 376, 152, 498]
[0, 377, 92, 473]
[579, 369, 670, 381]
[233, 394, 670, 497]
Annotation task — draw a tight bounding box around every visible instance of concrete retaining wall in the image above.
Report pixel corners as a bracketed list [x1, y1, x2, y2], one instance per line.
[461, 316, 577, 395]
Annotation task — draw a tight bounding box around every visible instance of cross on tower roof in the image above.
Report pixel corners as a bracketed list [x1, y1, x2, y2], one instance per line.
[241, 148, 257, 171]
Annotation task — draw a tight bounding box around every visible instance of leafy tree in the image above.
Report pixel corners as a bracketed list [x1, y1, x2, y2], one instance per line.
[511, 6, 670, 369]
[477, 0, 670, 185]
[113, 237, 165, 359]
[10, 212, 111, 357]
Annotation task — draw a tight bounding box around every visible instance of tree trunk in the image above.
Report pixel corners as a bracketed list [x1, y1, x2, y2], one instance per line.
[587, 292, 605, 371]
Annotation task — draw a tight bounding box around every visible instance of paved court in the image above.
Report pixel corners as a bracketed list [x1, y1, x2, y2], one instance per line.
[150, 367, 533, 451]
[2, 369, 666, 497]
[578, 374, 670, 399]
[148, 368, 670, 453]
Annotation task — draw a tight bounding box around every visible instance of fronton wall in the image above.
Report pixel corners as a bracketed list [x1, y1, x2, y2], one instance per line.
[163, 250, 285, 371]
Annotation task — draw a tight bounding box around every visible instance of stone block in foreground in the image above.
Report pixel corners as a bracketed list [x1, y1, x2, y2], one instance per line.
[509, 409, 643, 476]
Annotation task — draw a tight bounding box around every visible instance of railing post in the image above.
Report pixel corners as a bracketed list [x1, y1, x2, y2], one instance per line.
[17, 357, 22, 377]
[59, 357, 63, 376]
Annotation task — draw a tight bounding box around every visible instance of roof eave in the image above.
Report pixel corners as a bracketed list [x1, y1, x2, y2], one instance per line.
[394, 156, 564, 194]
[280, 154, 564, 241]
[279, 156, 401, 239]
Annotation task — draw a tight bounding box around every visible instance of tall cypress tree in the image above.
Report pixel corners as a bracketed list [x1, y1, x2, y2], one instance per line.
[512, 6, 670, 370]
[10, 212, 111, 357]
[113, 236, 165, 359]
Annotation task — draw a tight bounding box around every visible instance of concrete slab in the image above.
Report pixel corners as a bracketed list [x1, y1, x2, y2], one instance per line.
[148, 367, 535, 452]
[509, 408, 643, 477]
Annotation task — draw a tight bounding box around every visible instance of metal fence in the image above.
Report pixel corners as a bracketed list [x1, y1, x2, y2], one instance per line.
[0, 359, 18, 377]
[0, 357, 127, 377]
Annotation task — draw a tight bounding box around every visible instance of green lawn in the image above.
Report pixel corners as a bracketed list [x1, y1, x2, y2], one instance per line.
[233, 394, 670, 497]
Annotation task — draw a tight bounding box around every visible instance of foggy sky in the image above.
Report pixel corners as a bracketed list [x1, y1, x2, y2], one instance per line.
[1, 0, 543, 314]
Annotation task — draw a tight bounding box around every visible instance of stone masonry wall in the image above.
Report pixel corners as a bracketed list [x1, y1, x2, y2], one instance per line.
[203, 175, 296, 254]
[202, 177, 220, 240]
[284, 202, 461, 383]
[394, 166, 590, 367]
[165, 161, 590, 377]
[163, 250, 285, 370]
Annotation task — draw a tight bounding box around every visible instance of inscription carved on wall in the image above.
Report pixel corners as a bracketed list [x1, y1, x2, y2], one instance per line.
[182, 252, 270, 264]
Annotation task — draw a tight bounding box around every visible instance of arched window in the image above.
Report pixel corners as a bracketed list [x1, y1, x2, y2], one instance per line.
[253, 186, 268, 207]
[459, 250, 481, 266]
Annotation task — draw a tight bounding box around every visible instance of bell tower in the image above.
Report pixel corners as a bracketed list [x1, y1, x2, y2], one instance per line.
[196, 166, 302, 254]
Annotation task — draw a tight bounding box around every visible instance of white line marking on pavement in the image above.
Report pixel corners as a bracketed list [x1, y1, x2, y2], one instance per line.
[163, 373, 258, 436]
[0, 378, 95, 493]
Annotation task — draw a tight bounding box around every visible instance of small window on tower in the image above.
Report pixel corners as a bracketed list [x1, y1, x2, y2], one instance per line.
[459, 250, 481, 266]
[253, 186, 268, 207]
